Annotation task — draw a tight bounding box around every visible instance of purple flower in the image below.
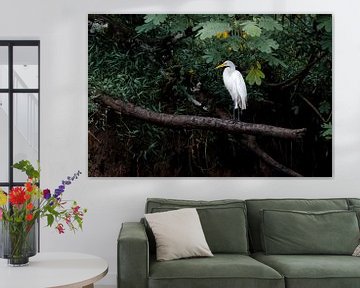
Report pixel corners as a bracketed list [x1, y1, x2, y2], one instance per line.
[54, 171, 82, 199]
[43, 189, 51, 200]
[54, 189, 63, 198]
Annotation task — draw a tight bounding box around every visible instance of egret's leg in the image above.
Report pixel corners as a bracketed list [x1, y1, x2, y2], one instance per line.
[233, 108, 240, 122]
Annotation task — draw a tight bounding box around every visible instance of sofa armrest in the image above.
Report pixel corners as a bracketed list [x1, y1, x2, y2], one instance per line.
[118, 222, 149, 288]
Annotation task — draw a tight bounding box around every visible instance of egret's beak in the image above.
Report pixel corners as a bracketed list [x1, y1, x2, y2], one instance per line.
[215, 63, 226, 69]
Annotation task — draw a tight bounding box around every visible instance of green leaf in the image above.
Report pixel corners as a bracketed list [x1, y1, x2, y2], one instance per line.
[320, 122, 332, 140]
[144, 14, 168, 25]
[47, 214, 55, 227]
[227, 37, 242, 52]
[202, 47, 223, 64]
[258, 16, 283, 31]
[136, 14, 168, 33]
[262, 53, 288, 68]
[195, 21, 232, 40]
[246, 64, 265, 86]
[169, 17, 190, 33]
[250, 37, 279, 53]
[203, 54, 214, 63]
[241, 21, 261, 37]
[135, 22, 154, 34]
[321, 33, 332, 52]
[12, 160, 40, 180]
[317, 15, 332, 32]
[319, 100, 331, 114]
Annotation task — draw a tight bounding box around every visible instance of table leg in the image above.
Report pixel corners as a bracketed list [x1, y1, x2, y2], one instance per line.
[82, 284, 94, 288]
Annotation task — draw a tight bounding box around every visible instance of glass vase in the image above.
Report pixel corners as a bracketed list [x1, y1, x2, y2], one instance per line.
[0, 220, 37, 266]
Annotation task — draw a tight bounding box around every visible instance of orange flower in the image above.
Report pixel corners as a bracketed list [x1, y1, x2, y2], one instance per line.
[26, 203, 34, 210]
[24, 193, 31, 200]
[25, 182, 33, 192]
[26, 214, 33, 221]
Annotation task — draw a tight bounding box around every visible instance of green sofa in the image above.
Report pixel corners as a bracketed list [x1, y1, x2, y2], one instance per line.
[118, 198, 360, 288]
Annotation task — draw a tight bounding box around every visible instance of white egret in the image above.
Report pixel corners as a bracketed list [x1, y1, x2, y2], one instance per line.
[216, 60, 247, 121]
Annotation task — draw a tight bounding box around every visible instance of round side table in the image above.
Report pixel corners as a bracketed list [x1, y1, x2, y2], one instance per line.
[0, 252, 108, 288]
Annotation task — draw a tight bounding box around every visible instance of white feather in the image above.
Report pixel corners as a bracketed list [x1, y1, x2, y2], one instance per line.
[221, 61, 247, 111]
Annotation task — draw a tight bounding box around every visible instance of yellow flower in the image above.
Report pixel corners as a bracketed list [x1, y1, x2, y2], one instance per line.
[216, 31, 230, 39]
[0, 190, 7, 206]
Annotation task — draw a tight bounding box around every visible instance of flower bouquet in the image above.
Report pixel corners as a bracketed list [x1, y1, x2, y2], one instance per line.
[0, 160, 87, 266]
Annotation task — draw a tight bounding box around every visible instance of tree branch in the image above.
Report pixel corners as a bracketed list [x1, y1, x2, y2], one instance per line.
[239, 136, 303, 177]
[98, 95, 306, 140]
[266, 52, 326, 89]
[300, 95, 327, 123]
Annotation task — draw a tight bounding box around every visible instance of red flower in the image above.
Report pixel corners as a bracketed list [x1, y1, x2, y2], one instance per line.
[26, 214, 33, 221]
[24, 193, 31, 201]
[9, 187, 26, 205]
[65, 214, 71, 225]
[56, 223, 65, 234]
[26, 203, 34, 210]
[72, 205, 80, 215]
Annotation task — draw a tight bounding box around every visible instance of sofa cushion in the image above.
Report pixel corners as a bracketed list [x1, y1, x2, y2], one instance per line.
[145, 208, 213, 261]
[246, 198, 349, 252]
[149, 254, 284, 288]
[261, 209, 359, 255]
[349, 205, 360, 228]
[347, 198, 360, 207]
[252, 252, 360, 288]
[146, 198, 249, 254]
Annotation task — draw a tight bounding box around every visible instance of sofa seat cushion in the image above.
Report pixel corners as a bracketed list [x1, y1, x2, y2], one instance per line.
[149, 254, 284, 288]
[252, 252, 360, 288]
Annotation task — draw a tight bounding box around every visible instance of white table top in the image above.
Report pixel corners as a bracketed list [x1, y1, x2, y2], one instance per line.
[0, 252, 108, 288]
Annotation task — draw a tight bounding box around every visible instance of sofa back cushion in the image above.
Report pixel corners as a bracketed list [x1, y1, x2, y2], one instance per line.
[246, 198, 349, 252]
[145, 198, 249, 254]
[261, 209, 359, 255]
[348, 198, 360, 207]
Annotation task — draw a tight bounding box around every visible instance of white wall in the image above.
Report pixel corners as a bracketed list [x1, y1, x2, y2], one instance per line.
[1, 0, 360, 286]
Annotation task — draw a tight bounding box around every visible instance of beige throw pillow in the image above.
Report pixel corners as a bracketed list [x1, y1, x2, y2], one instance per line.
[145, 208, 213, 261]
[353, 244, 360, 256]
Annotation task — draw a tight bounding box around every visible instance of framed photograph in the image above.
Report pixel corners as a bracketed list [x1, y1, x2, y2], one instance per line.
[88, 14, 332, 177]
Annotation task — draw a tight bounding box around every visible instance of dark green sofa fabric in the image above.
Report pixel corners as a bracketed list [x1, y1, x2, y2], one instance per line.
[118, 222, 148, 288]
[246, 198, 349, 252]
[261, 210, 359, 255]
[348, 198, 360, 207]
[118, 198, 360, 288]
[149, 254, 284, 288]
[252, 252, 360, 288]
[146, 198, 249, 254]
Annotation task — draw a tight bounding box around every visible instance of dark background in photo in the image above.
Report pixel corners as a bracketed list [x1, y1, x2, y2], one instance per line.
[88, 14, 332, 177]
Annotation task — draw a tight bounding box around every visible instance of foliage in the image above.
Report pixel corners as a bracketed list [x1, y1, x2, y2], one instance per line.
[88, 14, 332, 176]
[195, 21, 232, 40]
[321, 122, 332, 140]
[0, 161, 86, 234]
[246, 61, 265, 86]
